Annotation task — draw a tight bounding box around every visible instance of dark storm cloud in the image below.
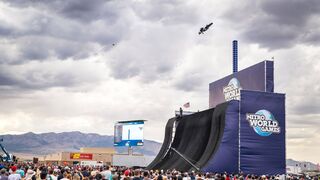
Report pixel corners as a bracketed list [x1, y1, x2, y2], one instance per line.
[224, 0, 320, 49]
[0, 66, 77, 90]
[5, 0, 198, 25]
[0, 0, 125, 90]
[20, 42, 50, 61]
[0, 0, 202, 90]
[0, 36, 94, 64]
[57, 0, 106, 22]
[6, 0, 118, 23]
[0, 23, 14, 36]
[0, 0, 123, 65]
[242, 23, 299, 49]
[0, 72, 18, 86]
[261, 1, 318, 26]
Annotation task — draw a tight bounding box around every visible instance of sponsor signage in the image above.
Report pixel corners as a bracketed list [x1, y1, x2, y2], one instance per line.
[209, 60, 274, 108]
[240, 90, 285, 175]
[70, 153, 93, 160]
[223, 78, 242, 101]
[246, 110, 280, 136]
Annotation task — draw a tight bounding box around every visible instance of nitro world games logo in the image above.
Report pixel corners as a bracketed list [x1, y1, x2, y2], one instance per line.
[246, 110, 281, 136]
[223, 78, 242, 101]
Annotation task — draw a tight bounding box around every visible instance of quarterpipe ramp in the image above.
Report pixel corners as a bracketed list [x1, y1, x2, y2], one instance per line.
[146, 102, 230, 172]
[146, 92, 285, 175]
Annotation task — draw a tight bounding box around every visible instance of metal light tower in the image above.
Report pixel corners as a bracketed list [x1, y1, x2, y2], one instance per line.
[233, 40, 238, 73]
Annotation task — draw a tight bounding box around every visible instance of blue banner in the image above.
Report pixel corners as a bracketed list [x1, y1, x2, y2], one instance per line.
[240, 90, 285, 175]
[209, 61, 274, 108]
[202, 101, 239, 173]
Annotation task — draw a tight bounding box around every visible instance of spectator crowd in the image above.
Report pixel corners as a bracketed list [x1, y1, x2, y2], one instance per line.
[0, 162, 319, 180]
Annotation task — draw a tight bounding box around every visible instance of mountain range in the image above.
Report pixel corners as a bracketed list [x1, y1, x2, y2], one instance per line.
[1, 131, 318, 171]
[0, 131, 161, 157]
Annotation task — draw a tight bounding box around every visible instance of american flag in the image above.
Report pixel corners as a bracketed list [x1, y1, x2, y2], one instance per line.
[183, 102, 190, 108]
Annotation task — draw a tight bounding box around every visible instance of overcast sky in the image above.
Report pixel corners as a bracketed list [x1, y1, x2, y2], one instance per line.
[0, 0, 319, 163]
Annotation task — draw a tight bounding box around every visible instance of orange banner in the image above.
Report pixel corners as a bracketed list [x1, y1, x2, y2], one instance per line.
[70, 153, 93, 160]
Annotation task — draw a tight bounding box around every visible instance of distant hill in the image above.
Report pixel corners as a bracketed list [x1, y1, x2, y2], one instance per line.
[0, 131, 161, 156]
[2, 132, 318, 170]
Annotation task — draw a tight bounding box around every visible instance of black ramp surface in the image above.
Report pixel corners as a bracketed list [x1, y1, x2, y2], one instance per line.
[146, 118, 176, 170]
[196, 102, 229, 169]
[152, 108, 215, 171]
[153, 115, 186, 170]
[163, 108, 214, 171]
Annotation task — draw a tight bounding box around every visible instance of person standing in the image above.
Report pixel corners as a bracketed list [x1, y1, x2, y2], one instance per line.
[0, 168, 8, 180]
[101, 166, 112, 180]
[15, 166, 24, 179]
[8, 166, 21, 180]
[60, 172, 70, 180]
[72, 168, 83, 180]
[40, 171, 48, 180]
[141, 171, 149, 180]
[48, 169, 58, 180]
[25, 169, 35, 180]
[132, 169, 141, 180]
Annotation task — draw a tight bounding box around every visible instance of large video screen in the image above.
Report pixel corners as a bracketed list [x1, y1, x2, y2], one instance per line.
[114, 121, 144, 147]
